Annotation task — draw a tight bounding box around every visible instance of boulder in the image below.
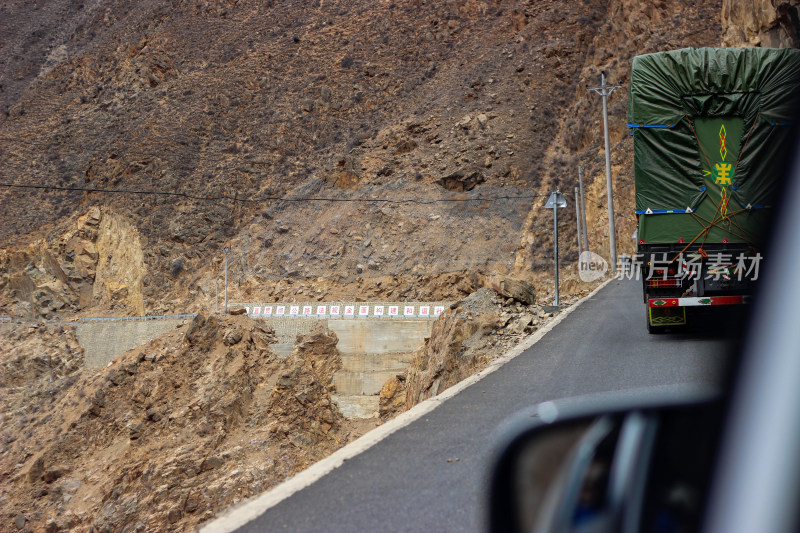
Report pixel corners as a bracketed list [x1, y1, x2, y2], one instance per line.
[85, 207, 102, 226]
[508, 314, 535, 334]
[435, 169, 485, 192]
[27, 457, 45, 483]
[379, 375, 407, 420]
[487, 275, 536, 305]
[222, 327, 242, 345]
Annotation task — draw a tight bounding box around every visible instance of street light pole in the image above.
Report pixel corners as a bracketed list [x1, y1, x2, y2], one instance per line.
[544, 190, 567, 307]
[588, 72, 622, 271]
[554, 193, 559, 306]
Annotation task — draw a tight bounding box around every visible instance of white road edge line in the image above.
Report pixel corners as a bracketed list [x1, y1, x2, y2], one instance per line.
[199, 277, 614, 533]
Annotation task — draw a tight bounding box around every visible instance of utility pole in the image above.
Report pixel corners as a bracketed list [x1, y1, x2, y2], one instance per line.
[578, 165, 589, 253]
[588, 72, 622, 271]
[224, 247, 229, 314]
[575, 186, 583, 255]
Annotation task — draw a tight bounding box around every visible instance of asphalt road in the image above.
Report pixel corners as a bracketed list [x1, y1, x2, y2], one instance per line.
[236, 278, 737, 533]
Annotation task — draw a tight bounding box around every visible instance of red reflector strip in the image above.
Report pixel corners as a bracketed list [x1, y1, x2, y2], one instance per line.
[647, 279, 681, 288]
[648, 296, 750, 307]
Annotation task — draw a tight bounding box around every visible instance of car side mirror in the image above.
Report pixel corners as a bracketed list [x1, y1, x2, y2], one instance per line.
[486, 388, 722, 533]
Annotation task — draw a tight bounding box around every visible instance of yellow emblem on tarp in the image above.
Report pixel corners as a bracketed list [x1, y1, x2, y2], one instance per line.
[715, 162, 733, 185]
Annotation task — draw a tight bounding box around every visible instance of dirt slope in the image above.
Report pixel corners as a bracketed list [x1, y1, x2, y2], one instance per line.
[0, 0, 730, 320]
[0, 316, 357, 532]
[1, 2, 798, 531]
[722, 0, 800, 47]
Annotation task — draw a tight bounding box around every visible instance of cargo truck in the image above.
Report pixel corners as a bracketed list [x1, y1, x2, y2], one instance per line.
[628, 47, 800, 332]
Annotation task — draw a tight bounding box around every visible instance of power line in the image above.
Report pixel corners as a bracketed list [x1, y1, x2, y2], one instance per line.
[0, 181, 549, 204]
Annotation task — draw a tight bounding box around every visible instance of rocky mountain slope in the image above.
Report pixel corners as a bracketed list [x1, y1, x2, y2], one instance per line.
[722, 0, 800, 47]
[2, 0, 726, 320]
[2, 2, 799, 531]
[0, 315, 364, 532]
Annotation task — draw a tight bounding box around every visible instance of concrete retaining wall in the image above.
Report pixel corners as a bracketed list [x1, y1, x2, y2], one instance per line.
[4, 310, 435, 369]
[4, 309, 434, 419]
[76, 318, 190, 367]
[249, 301, 445, 357]
[263, 317, 433, 357]
[327, 320, 431, 354]
[248, 307, 439, 418]
[4, 303, 441, 417]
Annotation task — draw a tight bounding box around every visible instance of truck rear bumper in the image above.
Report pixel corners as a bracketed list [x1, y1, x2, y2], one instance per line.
[648, 296, 751, 307]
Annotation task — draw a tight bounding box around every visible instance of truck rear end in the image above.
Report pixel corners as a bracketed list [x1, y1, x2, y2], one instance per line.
[628, 47, 800, 332]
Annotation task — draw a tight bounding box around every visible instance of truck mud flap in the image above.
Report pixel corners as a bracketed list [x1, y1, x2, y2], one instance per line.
[648, 306, 687, 327]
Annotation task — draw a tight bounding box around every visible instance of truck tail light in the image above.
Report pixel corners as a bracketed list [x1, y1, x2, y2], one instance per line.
[647, 279, 681, 288]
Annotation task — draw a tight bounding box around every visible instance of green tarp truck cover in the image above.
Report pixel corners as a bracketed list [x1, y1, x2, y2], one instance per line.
[629, 47, 800, 245]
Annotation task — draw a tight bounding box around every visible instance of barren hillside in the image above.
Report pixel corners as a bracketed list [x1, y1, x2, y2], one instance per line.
[1, 0, 725, 319]
[3, 1, 800, 531]
[0, 316, 366, 532]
